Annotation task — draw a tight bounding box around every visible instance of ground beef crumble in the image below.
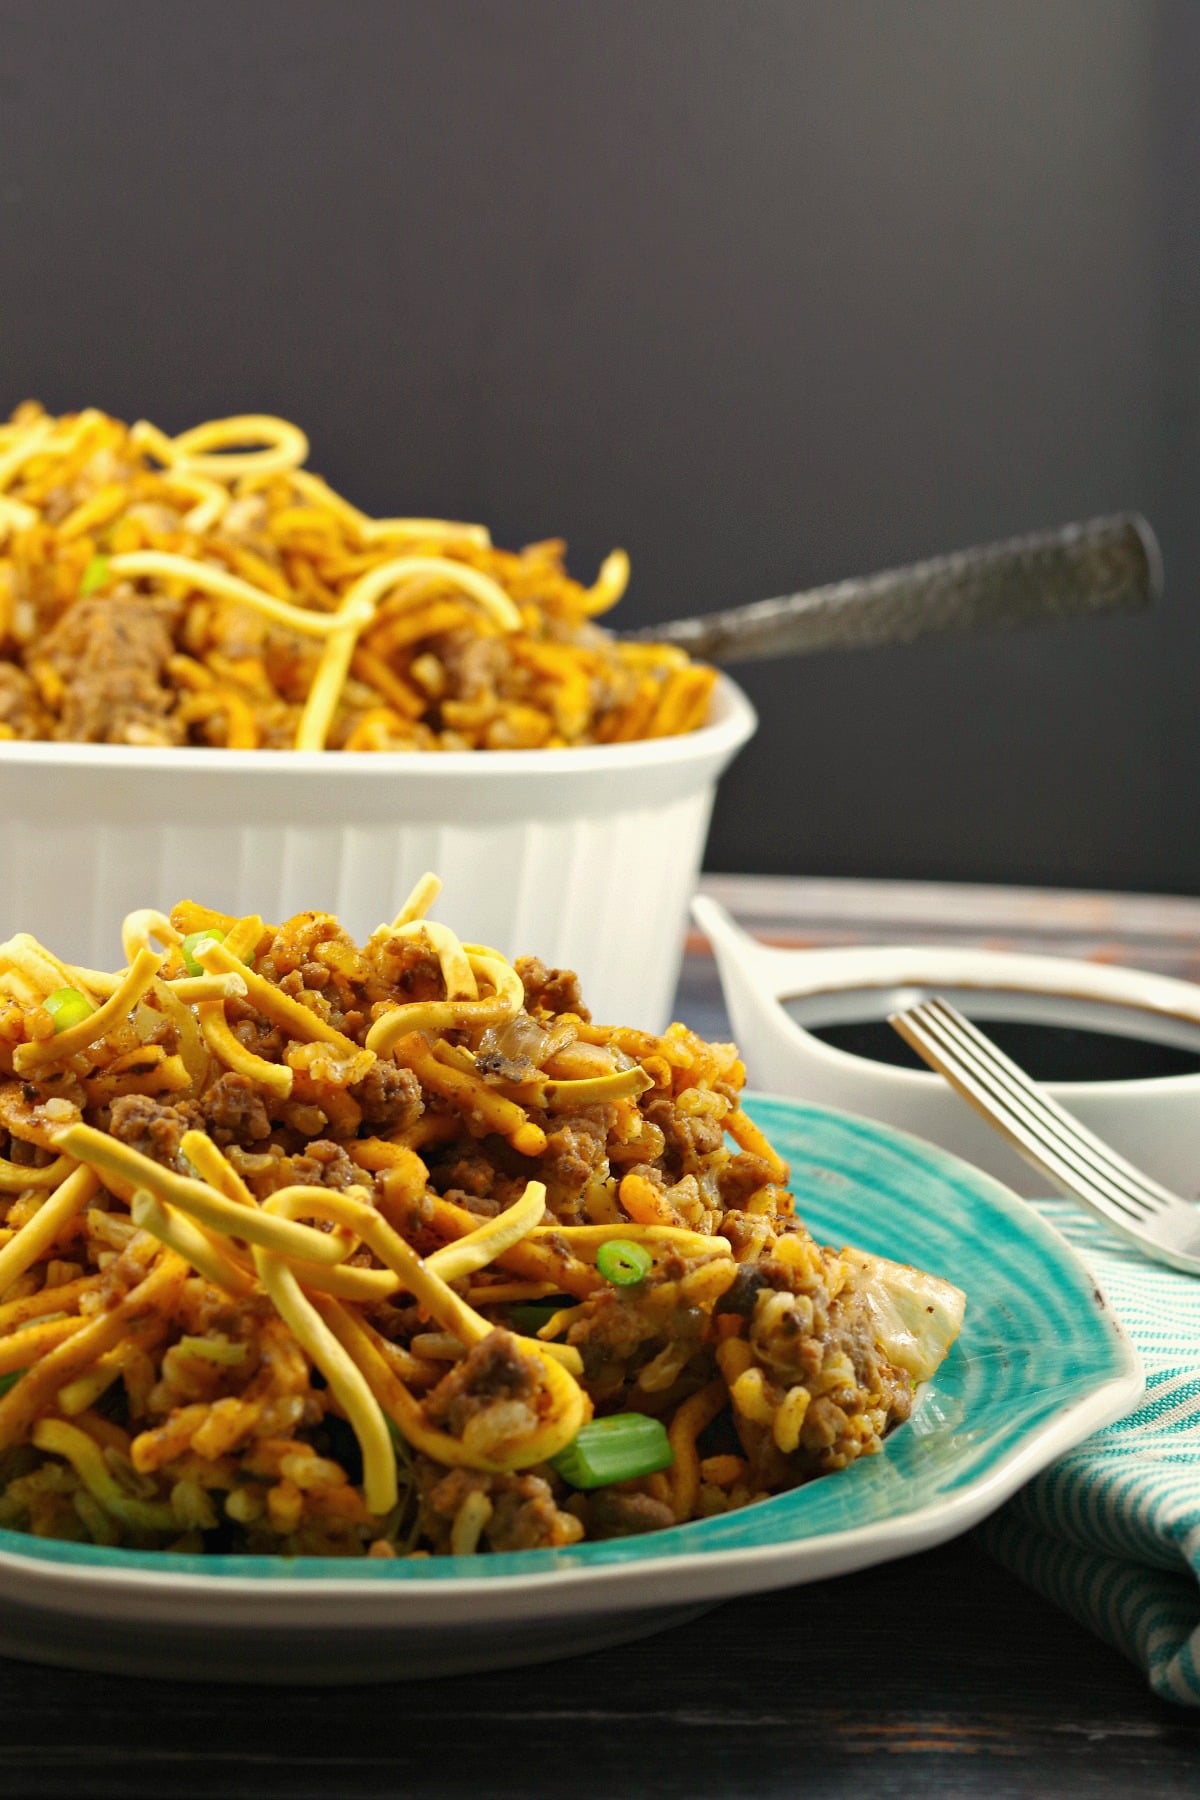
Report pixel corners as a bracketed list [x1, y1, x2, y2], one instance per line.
[433, 628, 507, 702]
[569, 1488, 677, 1539]
[277, 1139, 362, 1192]
[350, 1059, 423, 1131]
[106, 1093, 202, 1169]
[0, 664, 46, 738]
[714, 1260, 796, 1320]
[37, 592, 183, 744]
[417, 1463, 579, 1552]
[423, 1330, 542, 1437]
[200, 1072, 272, 1147]
[514, 957, 589, 1020]
[540, 1115, 608, 1198]
[644, 1093, 724, 1174]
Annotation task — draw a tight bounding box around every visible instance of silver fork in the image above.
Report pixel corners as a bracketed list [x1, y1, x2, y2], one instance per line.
[889, 997, 1200, 1275]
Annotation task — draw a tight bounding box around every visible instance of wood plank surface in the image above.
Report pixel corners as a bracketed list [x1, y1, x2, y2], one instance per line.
[1, 1539, 1197, 1799]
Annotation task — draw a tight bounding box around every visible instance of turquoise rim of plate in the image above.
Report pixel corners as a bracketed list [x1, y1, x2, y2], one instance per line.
[0, 1095, 1136, 1583]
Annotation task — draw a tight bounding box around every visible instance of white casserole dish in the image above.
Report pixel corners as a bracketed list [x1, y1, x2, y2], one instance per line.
[0, 674, 755, 1031]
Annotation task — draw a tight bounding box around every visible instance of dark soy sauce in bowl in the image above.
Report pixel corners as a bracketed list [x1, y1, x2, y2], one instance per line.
[811, 1019, 1200, 1081]
[782, 991, 1200, 1083]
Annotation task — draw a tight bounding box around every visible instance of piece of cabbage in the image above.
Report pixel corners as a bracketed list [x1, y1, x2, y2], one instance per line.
[844, 1249, 966, 1383]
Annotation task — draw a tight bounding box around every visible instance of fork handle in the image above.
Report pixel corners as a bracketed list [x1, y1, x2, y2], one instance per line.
[631, 513, 1161, 665]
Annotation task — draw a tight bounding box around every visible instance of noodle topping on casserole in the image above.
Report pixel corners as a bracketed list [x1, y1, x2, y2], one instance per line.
[0, 405, 716, 753]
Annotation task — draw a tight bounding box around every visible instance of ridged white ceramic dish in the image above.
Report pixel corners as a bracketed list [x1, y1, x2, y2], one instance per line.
[0, 675, 755, 1030]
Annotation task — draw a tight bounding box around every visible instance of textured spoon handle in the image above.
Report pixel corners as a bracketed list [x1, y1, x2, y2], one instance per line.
[634, 513, 1162, 665]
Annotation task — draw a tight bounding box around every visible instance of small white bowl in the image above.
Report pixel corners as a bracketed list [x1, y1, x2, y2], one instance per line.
[694, 894, 1200, 1199]
[0, 675, 755, 1030]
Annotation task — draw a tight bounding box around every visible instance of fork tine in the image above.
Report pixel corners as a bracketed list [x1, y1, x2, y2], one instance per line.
[892, 1003, 1151, 1223]
[914, 999, 1178, 1218]
[890, 1002, 1156, 1224]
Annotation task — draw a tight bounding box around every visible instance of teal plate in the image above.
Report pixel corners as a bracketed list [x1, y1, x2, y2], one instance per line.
[0, 1098, 1142, 1683]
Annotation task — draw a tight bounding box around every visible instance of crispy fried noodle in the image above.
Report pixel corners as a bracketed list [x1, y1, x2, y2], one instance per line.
[0, 404, 717, 752]
[0, 878, 964, 1557]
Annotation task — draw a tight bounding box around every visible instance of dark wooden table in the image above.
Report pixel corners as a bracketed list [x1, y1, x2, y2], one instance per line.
[5, 877, 1200, 1799]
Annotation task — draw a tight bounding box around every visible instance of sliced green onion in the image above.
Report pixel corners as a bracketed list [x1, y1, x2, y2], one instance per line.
[180, 928, 226, 978]
[0, 1370, 22, 1398]
[43, 987, 96, 1033]
[79, 554, 111, 596]
[595, 1238, 653, 1287]
[507, 1297, 572, 1335]
[549, 1414, 674, 1490]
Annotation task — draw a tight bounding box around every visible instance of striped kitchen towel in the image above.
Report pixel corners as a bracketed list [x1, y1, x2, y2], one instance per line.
[977, 1197, 1200, 1706]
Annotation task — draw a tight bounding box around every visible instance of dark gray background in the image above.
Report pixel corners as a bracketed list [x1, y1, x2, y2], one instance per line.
[2, 0, 1195, 891]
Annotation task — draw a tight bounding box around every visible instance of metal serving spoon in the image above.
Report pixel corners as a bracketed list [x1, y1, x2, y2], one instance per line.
[629, 513, 1161, 664]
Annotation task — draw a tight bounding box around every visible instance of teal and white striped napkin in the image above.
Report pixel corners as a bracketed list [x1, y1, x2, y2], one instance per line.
[977, 1197, 1200, 1706]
